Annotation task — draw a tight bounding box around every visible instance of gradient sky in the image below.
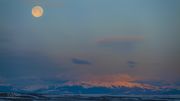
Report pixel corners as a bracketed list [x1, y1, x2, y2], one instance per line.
[0, 0, 180, 86]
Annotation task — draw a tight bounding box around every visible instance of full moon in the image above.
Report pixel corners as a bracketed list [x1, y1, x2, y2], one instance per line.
[32, 6, 44, 17]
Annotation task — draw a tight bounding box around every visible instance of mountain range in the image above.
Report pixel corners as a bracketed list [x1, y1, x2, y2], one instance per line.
[0, 80, 180, 95]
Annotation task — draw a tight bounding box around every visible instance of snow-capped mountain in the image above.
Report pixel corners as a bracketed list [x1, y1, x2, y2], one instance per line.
[0, 80, 180, 95]
[16, 81, 179, 95]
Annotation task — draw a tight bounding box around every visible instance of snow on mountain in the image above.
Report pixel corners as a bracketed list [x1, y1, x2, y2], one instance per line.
[0, 80, 180, 95]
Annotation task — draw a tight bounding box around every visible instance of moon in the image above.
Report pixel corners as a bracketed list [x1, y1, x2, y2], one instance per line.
[32, 6, 44, 17]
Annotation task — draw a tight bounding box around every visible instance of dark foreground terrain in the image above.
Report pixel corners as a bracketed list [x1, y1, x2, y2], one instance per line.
[0, 93, 180, 101]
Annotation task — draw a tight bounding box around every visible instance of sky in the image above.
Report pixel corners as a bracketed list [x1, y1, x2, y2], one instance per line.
[0, 0, 180, 87]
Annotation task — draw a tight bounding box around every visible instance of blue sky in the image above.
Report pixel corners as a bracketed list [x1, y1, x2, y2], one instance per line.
[0, 0, 180, 86]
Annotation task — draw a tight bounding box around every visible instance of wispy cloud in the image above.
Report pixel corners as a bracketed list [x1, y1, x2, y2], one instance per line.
[127, 60, 137, 68]
[72, 58, 92, 65]
[96, 35, 144, 51]
[97, 36, 144, 44]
